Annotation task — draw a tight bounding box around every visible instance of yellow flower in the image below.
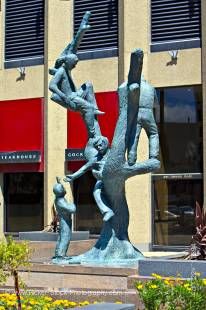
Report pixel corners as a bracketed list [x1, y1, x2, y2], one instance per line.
[68, 301, 77, 306]
[151, 273, 162, 279]
[81, 301, 89, 305]
[44, 296, 52, 302]
[186, 287, 192, 291]
[203, 279, 206, 285]
[6, 301, 16, 306]
[29, 300, 37, 305]
[184, 283, 190, 288]
[53, 300, 63, 305]
[150, 284, 158, 289]
[137, 284, 143, 290]
[194, 272, 201, 277]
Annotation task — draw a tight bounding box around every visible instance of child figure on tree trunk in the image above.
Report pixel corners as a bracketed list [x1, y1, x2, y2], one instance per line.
[49, 11, 104, 138]
[64, 135, 114, 222]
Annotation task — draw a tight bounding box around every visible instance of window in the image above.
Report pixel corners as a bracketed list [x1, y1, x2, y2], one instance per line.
[153, 177, 203, 248]
[155, 86, 202, 174]
[74, 0, 118, 60]
[151, 0, 201, 52]
[5, 0, 44, 68]
[152, 85, 203, 248]
[4, 173, 44, 232]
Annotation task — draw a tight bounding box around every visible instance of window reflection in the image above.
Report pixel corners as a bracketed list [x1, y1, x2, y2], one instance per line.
[152, 85, 203, 248]
[153, 178, 203, 246]
[155, 86, 202, 173]
[5, 173, 44, 232]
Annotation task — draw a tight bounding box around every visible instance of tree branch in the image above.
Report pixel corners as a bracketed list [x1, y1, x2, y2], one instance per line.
[123, 158, 160, 179]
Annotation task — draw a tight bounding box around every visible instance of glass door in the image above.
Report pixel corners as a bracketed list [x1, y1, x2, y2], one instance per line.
[152, 85, 203, 249]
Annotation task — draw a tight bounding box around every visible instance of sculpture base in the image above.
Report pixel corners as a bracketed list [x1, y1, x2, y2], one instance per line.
[7, 262, 139, 291]
[52, 235, 144, 266]
[52, 256, 144, 267]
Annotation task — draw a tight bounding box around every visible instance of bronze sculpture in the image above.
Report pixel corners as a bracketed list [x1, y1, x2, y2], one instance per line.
[49, 12, 103, 138]
[50, 12, 160, 264]
[64, 135, 114, 222]
[53, 177, 76, 259]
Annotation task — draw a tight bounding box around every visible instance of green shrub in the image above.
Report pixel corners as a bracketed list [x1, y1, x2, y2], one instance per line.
[0, 237, 31, 310]
[135, 273, 206, 310]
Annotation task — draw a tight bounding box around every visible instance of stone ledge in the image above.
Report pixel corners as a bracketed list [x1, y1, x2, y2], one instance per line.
[19, 263, 138, 277]
[72, 303, 135, 310]
[138, 259, 206, 278]
[19, 231, 89, 242]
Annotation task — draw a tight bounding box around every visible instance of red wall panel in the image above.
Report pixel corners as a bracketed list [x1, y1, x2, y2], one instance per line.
[0, 98, 44, 172]
[67, 91, 119, 148]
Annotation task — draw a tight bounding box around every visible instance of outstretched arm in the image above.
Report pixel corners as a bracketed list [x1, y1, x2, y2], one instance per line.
[64, 160, 94, 182]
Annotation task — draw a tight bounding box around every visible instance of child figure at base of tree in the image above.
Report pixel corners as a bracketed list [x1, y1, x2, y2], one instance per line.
[53, 177, 76, 259]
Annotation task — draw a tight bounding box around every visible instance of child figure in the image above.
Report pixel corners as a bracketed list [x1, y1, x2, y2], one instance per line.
[64, 136, 114, 222]
[53, 177, 76, 259]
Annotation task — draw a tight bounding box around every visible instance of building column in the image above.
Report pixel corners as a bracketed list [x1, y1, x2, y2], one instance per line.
[119, 0, 152, 250]
[0, 174, 4, 238]
[44, 0, 73, 227]
[201, 0, 206, 209]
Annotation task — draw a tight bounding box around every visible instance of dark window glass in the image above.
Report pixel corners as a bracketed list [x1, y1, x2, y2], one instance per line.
[73, 171, 102, 234]
[74, 0, 118, 57]
[154, 86, 202, 174]
[5, 0, 44, 67]
[4, 173, 44, 232]
[153, 178, 203, 246]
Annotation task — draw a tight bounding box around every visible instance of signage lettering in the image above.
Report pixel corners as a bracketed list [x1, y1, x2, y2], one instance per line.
[65, 149, 85, 161]
[0, 151, 41, 163]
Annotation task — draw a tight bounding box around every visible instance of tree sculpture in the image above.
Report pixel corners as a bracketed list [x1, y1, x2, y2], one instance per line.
[50, 12, 160, 264]
[67, 49, 160, 264]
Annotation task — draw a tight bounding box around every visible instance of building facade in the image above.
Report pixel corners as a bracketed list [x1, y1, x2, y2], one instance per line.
[0, 0, 204, 251]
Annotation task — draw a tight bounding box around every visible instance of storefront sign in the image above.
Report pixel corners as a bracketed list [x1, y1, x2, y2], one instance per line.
[152, 173, 202, 180]
[65, 149, 85, 161]
[0, 151, 41, 163]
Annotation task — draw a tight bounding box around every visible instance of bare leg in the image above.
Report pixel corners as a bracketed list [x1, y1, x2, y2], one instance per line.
[93, 180, 114, 222]
[143, 114, 159, 159]
[81, 82, 98, 110]
[51, 93, 76, 110]
[55, 217, 72, 257]
[84, 82, 103, 136]
[127, 123, 142, 165]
